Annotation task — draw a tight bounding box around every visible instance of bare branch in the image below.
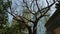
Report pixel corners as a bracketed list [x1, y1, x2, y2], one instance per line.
[35, 2, 55, 20]
[30, 0, 34, 8]
[35, 0, 42, 14]
[37, 1, 55, 13]
[19, 16, 34, 23]
[35, 1, 56, 23]
[7, 10, 16, 18]
[35, 0, 40, 10]
[53, 0, 56, 3]
[13, 16, 30, 27]
[23, 0, 35, 15]
[33, 3, 36, 13]
[8, 6, 35, 24]
[46, 0, 49, 6]
[7, 8, 32, 27]
[42, 2, 55, 10]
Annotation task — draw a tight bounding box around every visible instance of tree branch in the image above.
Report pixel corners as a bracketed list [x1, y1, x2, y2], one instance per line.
[35, 0, 42, 14]
[30, 0, 34, 8]
[46, 0, 49, 6]
[19, 16, 34, 23]
[35, 1, 56, 23]
[9, 7, 35, 23]
[23, 0, 35, 15]
[6, 8, 30, 27]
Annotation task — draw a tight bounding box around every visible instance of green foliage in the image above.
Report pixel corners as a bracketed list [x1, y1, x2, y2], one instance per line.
[0, 0, 12, 29]
[7, 0, 12, 7]
[9, 19, 29, 34]
[0, 0, 29, 34]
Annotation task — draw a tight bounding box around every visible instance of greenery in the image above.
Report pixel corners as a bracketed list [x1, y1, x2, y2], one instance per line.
[0, 0, 12, 34]
[0, 0, 58, 34]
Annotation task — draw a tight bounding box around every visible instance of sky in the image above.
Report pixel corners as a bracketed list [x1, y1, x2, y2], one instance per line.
[8, 0, 56, 34]
[8, 0, 56, 22]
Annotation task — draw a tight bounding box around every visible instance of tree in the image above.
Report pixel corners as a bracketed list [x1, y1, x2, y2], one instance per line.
[0, 0, 12, 34]
[7, 0, 56, 34]
[12, 17, 29, 34]
[0, 0, 11, 29]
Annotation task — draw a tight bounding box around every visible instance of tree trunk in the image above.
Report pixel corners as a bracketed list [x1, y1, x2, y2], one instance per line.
[27, 26, 37, 34]
[26, 22, 37, 34]
[33, 24, 37, 34]
[28, 28, 32, 34]
[27, 26, 32, 34]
